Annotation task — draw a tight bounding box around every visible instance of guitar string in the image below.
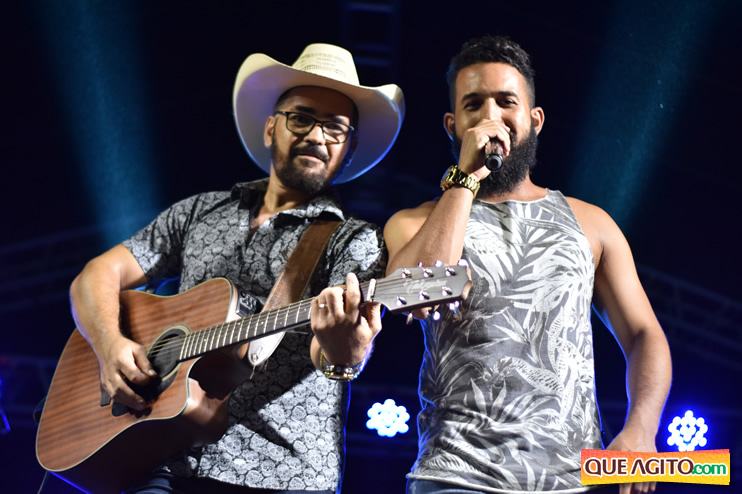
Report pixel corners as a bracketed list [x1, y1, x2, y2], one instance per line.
[145, 270, 465, 360]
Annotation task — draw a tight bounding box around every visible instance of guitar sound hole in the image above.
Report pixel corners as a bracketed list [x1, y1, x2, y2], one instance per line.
[111, 327, 186, 417]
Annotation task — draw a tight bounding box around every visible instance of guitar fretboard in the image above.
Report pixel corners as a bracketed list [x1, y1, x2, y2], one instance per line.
[179, 298, 315, 360]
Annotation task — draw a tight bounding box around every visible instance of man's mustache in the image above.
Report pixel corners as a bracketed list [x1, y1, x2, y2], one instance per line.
[291, 145, 329, 163]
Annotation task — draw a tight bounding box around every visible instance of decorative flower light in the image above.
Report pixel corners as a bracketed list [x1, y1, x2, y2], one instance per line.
[366, 399, 410, 437]
[667, 410, 708, 451]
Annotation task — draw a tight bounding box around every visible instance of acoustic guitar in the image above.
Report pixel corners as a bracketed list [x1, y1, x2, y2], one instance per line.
[36, 264, 471, 493]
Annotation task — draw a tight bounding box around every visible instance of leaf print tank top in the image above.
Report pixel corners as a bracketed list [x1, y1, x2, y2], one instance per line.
[409, 190, 603, 492]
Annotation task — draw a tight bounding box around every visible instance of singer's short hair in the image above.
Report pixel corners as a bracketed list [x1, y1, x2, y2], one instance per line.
[447, 35, 536, 110]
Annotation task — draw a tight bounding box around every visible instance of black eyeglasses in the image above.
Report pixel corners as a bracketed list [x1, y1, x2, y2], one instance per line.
[275, 111, 355, 144]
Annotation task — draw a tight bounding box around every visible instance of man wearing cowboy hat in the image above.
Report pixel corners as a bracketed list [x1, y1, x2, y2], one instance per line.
[68, 43, 404, 492]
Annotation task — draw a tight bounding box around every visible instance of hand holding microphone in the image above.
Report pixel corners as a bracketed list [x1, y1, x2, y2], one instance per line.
[453, 119, 509, 179]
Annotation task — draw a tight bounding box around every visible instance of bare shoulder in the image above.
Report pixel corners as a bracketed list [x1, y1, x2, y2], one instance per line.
[564, 196, 625, 267]
[384, 200, 438, 233]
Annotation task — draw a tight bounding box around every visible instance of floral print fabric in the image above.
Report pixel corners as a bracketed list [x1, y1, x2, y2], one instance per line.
[410, 190, 602, 493]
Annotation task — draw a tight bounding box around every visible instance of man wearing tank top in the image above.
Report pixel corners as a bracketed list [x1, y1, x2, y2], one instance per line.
[384, 36, 671, 494]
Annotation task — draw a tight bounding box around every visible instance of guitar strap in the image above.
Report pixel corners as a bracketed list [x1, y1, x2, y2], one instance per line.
[246, 218, 342, 367]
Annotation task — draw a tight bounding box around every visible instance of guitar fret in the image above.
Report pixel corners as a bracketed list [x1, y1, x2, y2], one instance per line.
[246, 314, 253, 342]
[179, 334, 187, 360]
[207, 328, 214, 352]
[192, 332, 200, 357]
[185, 333, 194, 359]
[216, 325, 224, 349]
[231, 319, 239, 345]
[198, 331, 207, 355]
[192, 333, 200, 358]
[202, 328, 209, 353]
[184, 334, 191, 358]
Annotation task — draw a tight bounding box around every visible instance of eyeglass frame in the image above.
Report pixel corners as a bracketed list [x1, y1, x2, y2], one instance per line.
[274, 110, 356, 144]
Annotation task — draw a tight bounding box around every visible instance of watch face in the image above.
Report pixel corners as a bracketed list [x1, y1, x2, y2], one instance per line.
[441, 166, 478, 195]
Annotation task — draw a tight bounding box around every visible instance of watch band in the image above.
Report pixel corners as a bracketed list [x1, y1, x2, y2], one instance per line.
[320, 350, 364, 381]
[440, 165, 480, 197]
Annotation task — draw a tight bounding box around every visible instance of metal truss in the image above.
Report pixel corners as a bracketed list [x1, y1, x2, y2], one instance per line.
[637, 264, 742, 372]
[340, 0, 401, 83]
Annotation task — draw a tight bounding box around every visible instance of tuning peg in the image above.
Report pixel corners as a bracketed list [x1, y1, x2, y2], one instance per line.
[448, 301, 460, 315]
[405, 313, 414, 325]
[432, 311, 441, 321]
[418, 261, 423, 267]
[401, 268, 411, 278]
[445, 267, 456, 276]
[434, 260, 443, 267]
[457, 259, 469, 267]
[418, 290, 430, 301]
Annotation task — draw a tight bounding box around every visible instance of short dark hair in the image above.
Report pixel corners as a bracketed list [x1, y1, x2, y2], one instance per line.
[446, 35, 536, 110]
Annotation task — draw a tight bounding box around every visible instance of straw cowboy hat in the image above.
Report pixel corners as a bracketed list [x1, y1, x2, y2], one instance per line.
[232, 43, 405, 183]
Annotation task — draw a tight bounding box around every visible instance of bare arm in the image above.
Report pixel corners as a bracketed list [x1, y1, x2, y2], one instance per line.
[69, 244, 155, 411]
[385, 189, 476, 274]
[571, 199, 672, 494]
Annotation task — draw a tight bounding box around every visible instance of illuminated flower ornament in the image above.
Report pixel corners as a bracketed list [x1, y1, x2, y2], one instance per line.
[366, 399, 410, 437]
[667, 410, 708, 451]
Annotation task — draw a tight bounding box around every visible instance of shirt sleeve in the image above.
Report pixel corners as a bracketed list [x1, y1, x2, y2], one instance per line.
[122, 191, 230, 283]
[320, 217, 387, 291]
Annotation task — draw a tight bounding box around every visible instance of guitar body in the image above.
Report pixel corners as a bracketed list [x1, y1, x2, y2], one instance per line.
[36, 278, 252, 493]
[35, 265, 472, 493]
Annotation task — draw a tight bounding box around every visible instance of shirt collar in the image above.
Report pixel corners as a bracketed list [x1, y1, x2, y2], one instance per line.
[231, 178, 346, 221]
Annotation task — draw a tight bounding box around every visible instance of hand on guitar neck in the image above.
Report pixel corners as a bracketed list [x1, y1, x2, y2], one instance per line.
[309, 272, 382, 371]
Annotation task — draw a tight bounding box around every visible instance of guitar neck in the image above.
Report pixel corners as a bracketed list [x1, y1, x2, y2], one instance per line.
[154, 264, 471, 365]
[179, 299, 307, 360]
[176, 280, 373, 361]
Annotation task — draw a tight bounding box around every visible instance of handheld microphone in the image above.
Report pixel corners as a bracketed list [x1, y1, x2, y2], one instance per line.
[485, 140, 504, 172]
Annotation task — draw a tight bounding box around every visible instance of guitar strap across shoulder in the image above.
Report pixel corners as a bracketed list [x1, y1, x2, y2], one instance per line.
[246, 218, 342, 367]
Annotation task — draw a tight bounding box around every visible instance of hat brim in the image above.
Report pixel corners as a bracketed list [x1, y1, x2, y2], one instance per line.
[233, 53, 405, 184]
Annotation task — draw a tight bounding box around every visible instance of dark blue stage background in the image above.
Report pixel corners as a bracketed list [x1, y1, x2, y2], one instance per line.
[1, 1, 740, 492]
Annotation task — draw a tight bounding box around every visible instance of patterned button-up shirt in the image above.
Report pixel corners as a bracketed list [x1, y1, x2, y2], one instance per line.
[123, 179, 386, 491]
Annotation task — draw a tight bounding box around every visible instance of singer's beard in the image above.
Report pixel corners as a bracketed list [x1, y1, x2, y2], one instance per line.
[451, 125, 539, 197]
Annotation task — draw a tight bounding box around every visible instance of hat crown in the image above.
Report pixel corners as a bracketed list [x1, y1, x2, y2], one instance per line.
[291, 44, 360, 86]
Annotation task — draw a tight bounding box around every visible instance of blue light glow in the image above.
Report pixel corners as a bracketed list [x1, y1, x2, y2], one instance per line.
[366, 399, 410, 437]
[568, 1, 716, 228]
[0, 377, 9, 434]
[667, 410, 708, 451]
[33, 1, 160, 247]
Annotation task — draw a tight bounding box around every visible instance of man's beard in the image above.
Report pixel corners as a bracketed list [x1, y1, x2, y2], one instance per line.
[271, 140, 347, 196]
[452, 125, 539, 197]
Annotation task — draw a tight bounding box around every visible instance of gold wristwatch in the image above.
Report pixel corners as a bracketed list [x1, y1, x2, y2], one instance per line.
[440, 165, 480, 197]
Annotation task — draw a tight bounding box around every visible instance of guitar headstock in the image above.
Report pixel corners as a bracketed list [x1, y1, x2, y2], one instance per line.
[371, 262, 472, 314]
